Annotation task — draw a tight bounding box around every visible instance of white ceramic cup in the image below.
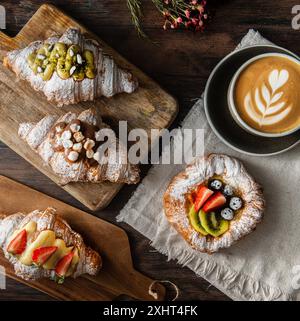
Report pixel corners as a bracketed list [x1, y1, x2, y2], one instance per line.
[227, 52, 300, 138]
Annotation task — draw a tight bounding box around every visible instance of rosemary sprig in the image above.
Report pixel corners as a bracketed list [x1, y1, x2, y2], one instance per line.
[126, 0, 147, 38]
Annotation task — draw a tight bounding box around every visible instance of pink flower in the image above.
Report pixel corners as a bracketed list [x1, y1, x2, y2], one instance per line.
[185, 9, 191, 18]
[192, 18, 199, 25]
[197, 5, 204, 13]
[158, 0, 208, 32]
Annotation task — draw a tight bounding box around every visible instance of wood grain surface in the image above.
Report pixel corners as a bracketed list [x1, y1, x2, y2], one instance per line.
[0, 175, 165, 301]
[1, 0, 297, 301]
[0, 4, 177, 211]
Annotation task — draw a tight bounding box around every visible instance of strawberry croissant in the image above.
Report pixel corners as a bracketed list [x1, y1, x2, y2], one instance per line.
[0, 208, 101, 283]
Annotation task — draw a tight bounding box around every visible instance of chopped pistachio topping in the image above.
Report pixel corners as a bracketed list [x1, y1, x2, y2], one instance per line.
[27, 42, 96, 81]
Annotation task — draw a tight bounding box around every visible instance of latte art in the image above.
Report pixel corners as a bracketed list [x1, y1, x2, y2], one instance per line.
[234, 56, 300, 134]
[244, 69, 291, 126]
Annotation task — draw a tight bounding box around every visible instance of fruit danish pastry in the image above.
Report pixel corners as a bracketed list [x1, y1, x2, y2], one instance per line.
[0, 207, 102, 283]
[163, 154, 265, 253]
[18, 108, 140, 185]
[3, 27, 138, 107]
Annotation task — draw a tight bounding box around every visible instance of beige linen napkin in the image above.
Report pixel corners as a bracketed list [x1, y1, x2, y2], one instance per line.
[117, 30, 300, 301]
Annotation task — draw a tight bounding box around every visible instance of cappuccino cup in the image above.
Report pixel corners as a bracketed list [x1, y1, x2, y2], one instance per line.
[228, 53, 300, 137]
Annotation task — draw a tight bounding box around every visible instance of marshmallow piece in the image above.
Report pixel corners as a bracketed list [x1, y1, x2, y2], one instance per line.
[86, 149, 94, 159]
[67, 151, 79, 162]
[84, 139, 95, 150]
[70, 123, 81, 133]
[61, 130, 72, 140]
[74, 131, 85, 143]
[62, 139, 73, 149]
[55, 124, 65, 133]
[73, 142, 83, 153]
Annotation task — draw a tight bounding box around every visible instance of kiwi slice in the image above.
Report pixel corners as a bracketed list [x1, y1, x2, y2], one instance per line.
[188, 205, 208, 236]
[210, 212, 218, 229]
[199, 210, 229, 237]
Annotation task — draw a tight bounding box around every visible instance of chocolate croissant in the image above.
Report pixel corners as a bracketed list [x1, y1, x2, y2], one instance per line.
[18, 108, 140, 185]
[0, 207, 101, 282]
[3, 28, 138, 106]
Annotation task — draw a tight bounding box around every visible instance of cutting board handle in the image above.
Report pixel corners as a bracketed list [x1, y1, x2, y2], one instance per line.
[0, 31, 19, 60]
[0, 31, 18, 51]
[123, 269, 166, 301]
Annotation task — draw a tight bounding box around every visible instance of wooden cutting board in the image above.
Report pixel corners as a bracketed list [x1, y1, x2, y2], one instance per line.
[0, 175, 165, 301]
[0, 4, 178, 211]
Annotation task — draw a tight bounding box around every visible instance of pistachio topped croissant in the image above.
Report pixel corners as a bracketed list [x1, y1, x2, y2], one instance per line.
[0, 207, 102, 282]
[3, 28, 138, 106]
[18, 108, 140, 185]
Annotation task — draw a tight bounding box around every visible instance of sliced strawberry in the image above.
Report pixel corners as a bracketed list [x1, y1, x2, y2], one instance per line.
[32, 246, 58, 266]
[203, 192, 226, 212]
[194, 186, 214, 212]
[55, 251, 74, 278]
[7, 229, 27, 255]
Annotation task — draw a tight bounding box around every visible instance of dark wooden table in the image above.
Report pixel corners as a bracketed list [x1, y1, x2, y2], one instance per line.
[0, 0, 297, 301]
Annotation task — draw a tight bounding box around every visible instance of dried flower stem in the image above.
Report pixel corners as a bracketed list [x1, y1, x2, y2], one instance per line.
[127, 0, 147, 38]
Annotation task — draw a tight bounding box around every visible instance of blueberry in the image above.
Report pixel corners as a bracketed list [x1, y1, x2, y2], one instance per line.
[221, 208, 234, 220]
[223, 185, 234, 197]
[229, 197, 243, 211]
[209, 179, 223, 191]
